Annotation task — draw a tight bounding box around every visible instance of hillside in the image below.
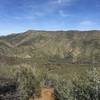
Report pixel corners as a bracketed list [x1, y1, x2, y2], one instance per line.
[0, 30, 100, 64]
[1, 30, 100, 99]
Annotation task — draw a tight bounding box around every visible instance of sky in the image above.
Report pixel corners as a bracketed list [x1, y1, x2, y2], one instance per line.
[0, 0, 100, 35]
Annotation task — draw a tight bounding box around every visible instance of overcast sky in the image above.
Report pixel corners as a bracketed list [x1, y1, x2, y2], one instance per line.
[0, 0, 100, 35]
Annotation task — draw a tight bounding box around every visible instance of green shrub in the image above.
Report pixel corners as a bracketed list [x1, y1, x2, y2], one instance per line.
[15, 65, 36, 100]
[14, 64, 48, 100]
[14, 64, 100, 100]
[72, 66, 100, 100]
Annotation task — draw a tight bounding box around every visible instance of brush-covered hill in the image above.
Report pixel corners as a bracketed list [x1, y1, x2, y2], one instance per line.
[0, 30, 100, 64]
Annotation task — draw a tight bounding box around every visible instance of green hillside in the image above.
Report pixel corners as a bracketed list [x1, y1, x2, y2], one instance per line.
[0, 30, 100, 64]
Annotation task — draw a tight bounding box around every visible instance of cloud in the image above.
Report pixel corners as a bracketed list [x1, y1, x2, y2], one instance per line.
[80, 20, 95, 26]
[13, 16, 34, 20]
[57, 0, 72, 4]
[49, 0, 74, 6]
[77, 20, 97, 30]
[34, 12, 45, 16]
[59, 10, 70, 17]
[58, 0, 62, 4]
[13, 11, 45, 21]
[13, 0, 75, 18]
[43, 0, 74, 14]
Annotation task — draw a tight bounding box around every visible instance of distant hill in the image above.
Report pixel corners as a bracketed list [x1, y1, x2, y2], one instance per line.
[0, 30, 100, 64]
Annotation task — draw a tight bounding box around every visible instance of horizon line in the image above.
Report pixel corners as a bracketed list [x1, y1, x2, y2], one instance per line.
[0, 29, 100, 36]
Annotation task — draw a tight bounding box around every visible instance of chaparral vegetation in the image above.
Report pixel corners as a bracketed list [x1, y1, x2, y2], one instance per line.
[0, 30, 100, 100]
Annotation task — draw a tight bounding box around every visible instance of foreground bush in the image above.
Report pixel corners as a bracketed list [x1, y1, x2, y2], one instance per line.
[15, 65, 36, 100]
[14, 65, 100, 100]
[72, 66, 100, 100]
[14, 64, 47, 100]
[47, 66, 100, 100]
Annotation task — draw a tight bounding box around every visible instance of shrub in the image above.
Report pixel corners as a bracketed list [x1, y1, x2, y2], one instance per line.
[45, 73, 74, 100]
[15, 65, 36, 100]
[14, 64, 100, 100]
[14, 64, 48, 100]
[72, 66, 100, 100]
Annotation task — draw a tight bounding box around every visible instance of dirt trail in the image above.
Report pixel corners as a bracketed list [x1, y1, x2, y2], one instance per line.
[29, 88, 55, 100]
[0, 40, 15, 48]
[0, 33, 52, 49]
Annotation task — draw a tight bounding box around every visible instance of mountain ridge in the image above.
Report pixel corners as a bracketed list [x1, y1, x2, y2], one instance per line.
[0, 30, 100, 64]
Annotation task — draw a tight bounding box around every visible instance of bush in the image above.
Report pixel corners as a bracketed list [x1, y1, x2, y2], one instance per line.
[15, 65, 36, 100]
[45, 73, 74, 100]
[47, 66, 100, 100]
[14, 64, 48, 100]
[72, 66, 100, 100]
[14, 64, 100, 100]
